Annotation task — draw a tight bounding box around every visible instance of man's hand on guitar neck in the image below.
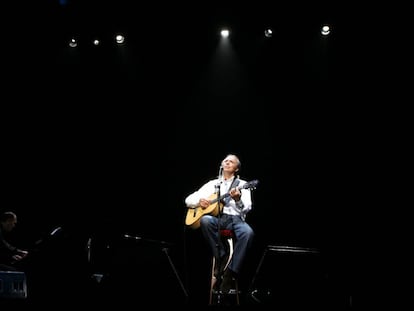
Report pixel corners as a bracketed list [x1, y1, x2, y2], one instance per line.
[229, 187, 241, 202]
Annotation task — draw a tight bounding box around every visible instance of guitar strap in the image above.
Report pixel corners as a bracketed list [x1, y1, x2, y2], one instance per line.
[231, 177, 240, 190]
[222, 177, 240, 205]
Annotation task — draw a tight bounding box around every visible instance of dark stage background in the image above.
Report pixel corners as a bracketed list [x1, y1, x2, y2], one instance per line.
[2, 1, 373, 308]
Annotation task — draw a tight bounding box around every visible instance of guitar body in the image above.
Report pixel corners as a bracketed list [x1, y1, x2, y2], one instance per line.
[185, 193, 223, 229]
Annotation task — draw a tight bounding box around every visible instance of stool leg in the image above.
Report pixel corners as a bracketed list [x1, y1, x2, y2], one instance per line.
[209, 257, 216, 305]
[226, 238, 240, 305]
[235, 279, 240, 305]
[209, 238, 240, 306]
[224, 238, 234, 271]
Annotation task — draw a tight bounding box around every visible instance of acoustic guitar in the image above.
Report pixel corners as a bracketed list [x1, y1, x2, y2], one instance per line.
[185, 179, 259, 229]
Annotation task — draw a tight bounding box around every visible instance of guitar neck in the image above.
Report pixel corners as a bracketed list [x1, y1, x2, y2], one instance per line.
[209, 192, 231, 205]
[207, 180, 257, 205]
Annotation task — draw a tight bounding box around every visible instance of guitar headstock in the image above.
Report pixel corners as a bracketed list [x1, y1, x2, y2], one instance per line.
[243, 179, 259, 190]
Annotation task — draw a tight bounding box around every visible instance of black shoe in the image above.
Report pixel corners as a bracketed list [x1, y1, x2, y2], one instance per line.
[220, 269, 236, 294]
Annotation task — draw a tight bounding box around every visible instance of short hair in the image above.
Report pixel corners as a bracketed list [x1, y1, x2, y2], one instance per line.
[225, 154, 241, 170]
[0, 211, 17, 223]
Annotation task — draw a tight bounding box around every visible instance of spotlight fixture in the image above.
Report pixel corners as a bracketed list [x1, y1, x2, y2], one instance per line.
[115, 34, 125, 44]
[220, 29, 230, 38]
[68, 38, 78, 48]
[321, 25, 330, 36]
[264, 28, 273, 38]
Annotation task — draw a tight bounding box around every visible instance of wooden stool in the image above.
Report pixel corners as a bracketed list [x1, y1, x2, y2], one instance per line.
[209, 229, 240, 306]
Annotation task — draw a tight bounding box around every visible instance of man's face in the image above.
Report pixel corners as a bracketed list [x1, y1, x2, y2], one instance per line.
[1, 218, 17, 232]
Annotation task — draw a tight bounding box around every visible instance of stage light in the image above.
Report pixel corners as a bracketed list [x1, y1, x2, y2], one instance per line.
[321, 25, 330, 36]
[220, 29, 230, 38]
[115, 34, 125, 44]
[68, 38, 77, 48]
